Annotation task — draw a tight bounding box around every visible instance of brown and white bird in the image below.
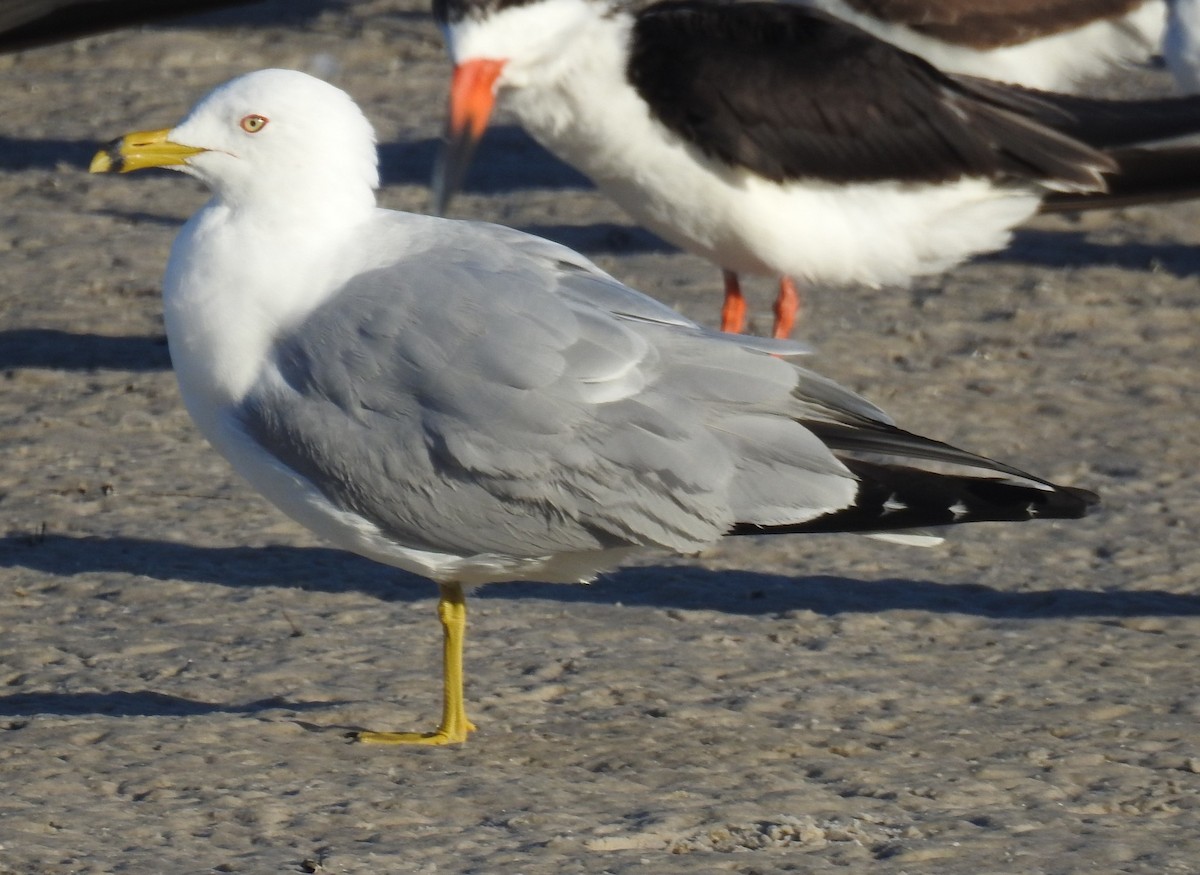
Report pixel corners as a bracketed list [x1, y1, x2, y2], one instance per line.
[432, 0, 1200, 338]
[790, 0, 1166, 92]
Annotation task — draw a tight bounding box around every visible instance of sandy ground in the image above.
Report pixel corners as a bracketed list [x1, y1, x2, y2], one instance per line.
[1, 2, 1199, 873]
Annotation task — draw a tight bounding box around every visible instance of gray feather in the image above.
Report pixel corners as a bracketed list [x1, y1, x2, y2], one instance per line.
[235, 214, 864, 559]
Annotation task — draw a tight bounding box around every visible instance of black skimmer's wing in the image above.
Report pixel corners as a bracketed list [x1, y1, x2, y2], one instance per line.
[0, 0, 265, 52]
[628, 1, 1112, 189]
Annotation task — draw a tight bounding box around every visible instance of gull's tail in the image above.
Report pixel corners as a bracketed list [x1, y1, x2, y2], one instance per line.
[729, 421, 1098, 538]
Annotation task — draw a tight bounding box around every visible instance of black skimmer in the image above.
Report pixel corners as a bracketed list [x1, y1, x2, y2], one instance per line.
[432, 0, 1200, 338]
[0, 0, 264, 53]
[90, 69, 1096, 744]
[792, 0, 1166, 92]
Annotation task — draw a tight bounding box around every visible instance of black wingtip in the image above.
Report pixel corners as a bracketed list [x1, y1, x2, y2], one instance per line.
[728, 460, 1098, 539]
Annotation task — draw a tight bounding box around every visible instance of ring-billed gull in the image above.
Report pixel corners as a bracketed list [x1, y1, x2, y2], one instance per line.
[90, 69, 1096, 745]
[432, 0, 1200, 337]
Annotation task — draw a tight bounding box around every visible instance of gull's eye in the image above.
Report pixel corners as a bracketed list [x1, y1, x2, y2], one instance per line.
[240, 114, 268, 134]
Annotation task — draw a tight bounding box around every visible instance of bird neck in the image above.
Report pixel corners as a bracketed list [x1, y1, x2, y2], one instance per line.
[501, 7, 632, 141]
[162, 198, 372, 411]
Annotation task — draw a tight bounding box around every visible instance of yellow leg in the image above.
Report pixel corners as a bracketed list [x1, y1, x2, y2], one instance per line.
[356, 582, 477, 745]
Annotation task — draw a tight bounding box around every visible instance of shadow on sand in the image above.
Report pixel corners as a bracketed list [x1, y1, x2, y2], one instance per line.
[4, 532, 1197, 621]
[0, 328, 169, 371]
[4, 532, 1196, 720]
[0, 690, 341, 720]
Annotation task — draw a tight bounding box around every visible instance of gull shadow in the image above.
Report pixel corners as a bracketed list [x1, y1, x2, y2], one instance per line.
[379, 130, 592, 195]
[377, 138, 439, 188]
[4, 533, 1199, 621]
[93, 207, 193, 228]
[992, 228, 1200, 276]
[487, 567, 1200, 621]
[514, 223, 673, 256]
[380, 135, 669, 254]
[2, 533, 412, 600]
[0, 691, 339, 720]
[0, 135, 98, 171]
[0, 329, 169, 371]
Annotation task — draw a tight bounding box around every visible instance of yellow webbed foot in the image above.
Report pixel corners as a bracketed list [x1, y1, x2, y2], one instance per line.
[355, 723, 474, 746]
[355, 583, 476, 747]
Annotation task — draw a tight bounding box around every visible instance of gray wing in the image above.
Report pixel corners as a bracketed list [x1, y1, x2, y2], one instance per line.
[235, 215, 868, 559]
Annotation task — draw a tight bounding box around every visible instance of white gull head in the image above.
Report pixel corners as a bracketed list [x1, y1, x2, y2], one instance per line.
[167, 68, 380, 217]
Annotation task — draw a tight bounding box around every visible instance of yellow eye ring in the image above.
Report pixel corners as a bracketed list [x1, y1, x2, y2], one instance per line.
[240, 114, 268, 133]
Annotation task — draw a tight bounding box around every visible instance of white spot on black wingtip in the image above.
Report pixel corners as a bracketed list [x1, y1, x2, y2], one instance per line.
[949, 500, 969, 520]
[881, 494, 906, 515]
[1027, 503, 1040, 518]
